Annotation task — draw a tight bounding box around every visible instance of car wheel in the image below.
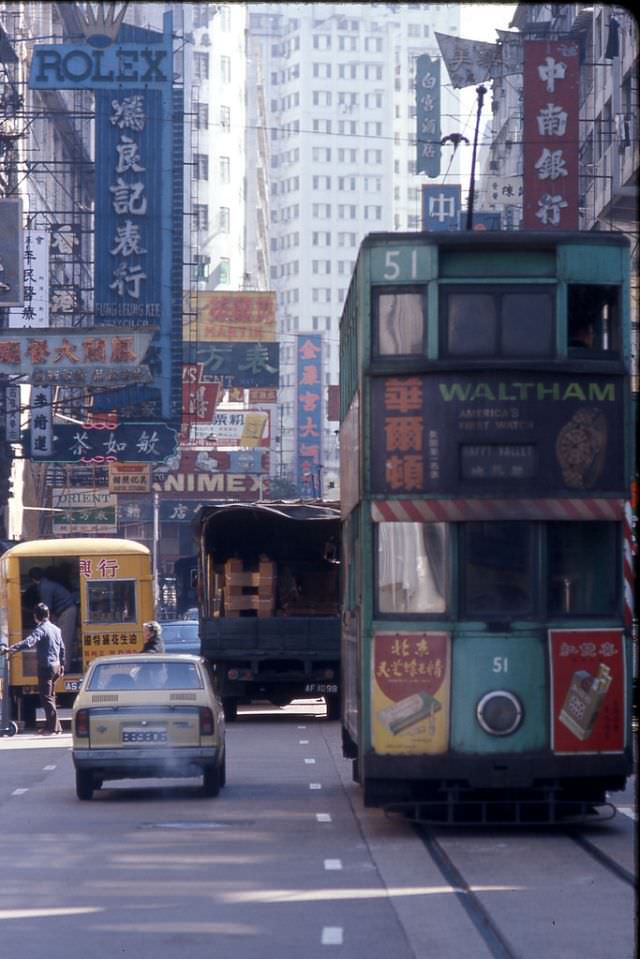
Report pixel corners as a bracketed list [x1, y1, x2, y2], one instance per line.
[76, 769, 94, 801]
[219, 750, 226, 788]
[202, 765, 221, 797]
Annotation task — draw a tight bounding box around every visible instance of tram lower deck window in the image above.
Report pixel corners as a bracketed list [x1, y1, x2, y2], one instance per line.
[461, 522, 533, 616]
[548, 522, 619, 615]
[376, 522, 447, 615]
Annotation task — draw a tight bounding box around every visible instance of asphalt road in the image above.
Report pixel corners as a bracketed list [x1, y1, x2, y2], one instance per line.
[0, 701, 636, 959]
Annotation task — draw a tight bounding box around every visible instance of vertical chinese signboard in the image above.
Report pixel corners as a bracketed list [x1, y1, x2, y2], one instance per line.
[549, 629, 625, 753]
[8, 229, 48, 328]
[372, 631, 451, 755]
[28, 13, 180, 425]
[296, 335, 323, 497]
[522, 39, 579, 229]
[416, 54, 441, 178]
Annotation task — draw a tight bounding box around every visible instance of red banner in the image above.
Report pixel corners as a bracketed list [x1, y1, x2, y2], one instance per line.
[522, 39, 579, 229]
[549, 629, 626, 753]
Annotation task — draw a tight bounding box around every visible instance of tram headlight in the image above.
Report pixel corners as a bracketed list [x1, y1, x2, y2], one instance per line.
[476, 691, 523, 736]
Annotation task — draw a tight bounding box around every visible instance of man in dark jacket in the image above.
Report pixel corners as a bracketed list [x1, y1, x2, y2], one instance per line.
[142, 620, 165, 653]
[2, 603, 65, 734]
[28, 567, 78, 667]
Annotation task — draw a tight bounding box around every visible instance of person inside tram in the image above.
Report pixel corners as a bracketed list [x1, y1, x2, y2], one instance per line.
[569, 316, 595, 349]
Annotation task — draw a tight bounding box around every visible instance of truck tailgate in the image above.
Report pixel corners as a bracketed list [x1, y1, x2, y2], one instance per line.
[201, 617, 339, 657]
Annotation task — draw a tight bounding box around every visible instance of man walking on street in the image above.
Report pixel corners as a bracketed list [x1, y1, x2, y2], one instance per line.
[1, 603, 65, 734]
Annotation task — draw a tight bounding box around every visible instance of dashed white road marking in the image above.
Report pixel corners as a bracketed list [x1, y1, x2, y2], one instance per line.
[316, 813, 332, 822]
[299, 739, 309, 744]
[297, 725, 307, 729]
[43, 765, 56, 771]
[309, 783, 322, 790]
[321, 926, 343, 945]
[618, 806, 636, 820]
[324, 859, 342, 871]
[11, 788, 28, 796]
[304, 758, 316, 764]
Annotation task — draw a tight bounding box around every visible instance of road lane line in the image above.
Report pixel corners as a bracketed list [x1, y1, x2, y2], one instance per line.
[309, 783, 322, 790]
[304, 758, 316, 764]
[299, 739, 309, 744]
[11, 788, 28, 796]
[316, 813, 332, 822]
[324, 859, 342, 870]
[43, 764, 56, 771]
[321, 927, 343, 945]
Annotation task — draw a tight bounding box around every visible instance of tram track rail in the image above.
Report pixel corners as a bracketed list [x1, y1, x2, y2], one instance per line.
[416, 827, 520, 959]
[414, 808, 635, 959]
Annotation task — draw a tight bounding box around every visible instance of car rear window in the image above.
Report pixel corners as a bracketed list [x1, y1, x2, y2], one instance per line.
[88, 661, 204, 691]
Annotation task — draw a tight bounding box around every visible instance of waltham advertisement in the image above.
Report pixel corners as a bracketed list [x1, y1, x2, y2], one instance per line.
[370, 372, 625, 497]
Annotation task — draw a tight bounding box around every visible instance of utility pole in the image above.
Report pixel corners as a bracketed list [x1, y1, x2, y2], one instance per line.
[466, 84, 487, 231]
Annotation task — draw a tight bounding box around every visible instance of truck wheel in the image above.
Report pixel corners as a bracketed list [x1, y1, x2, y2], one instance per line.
[325, 696, 340, 721]
[223, 698, 238, 722]
[203, 765, 221, 797]
[76, 769, 94, 801]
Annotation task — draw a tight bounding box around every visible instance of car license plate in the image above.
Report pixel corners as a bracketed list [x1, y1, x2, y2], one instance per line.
[122, 727, 168, 744]
[304, 683, 338, 694]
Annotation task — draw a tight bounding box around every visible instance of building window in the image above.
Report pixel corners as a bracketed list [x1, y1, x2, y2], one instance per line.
[313, 175, 332, 189]
[339, 35, 357, 51]
[338, 204, 357, 219]
[313, 34, 331, 50]
[220, 105, 231, 130]
[312, 147, 332, 162]
[312, 203, 332, 219]
[312, 231, 331, 246]
[219, 156, 230, 183]
[365, 36, 383, 52]
[218, 207, 230, 232]
[313, 90, 332, 107]
[220, 55, 231, 83]
[218, 258, 230, 284]
[313, 119, 332, 134]
[194, 153, 209, 180]
[194, 204, 209, 231]
[194, 102, 208, 129]
[194, 52, 209, 80]
[312, 288, 332, 303]
[312, 260, 331, 275]
[313, 62, 332, 78]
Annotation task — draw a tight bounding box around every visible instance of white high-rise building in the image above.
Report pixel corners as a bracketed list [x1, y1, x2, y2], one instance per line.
[249, 3, 462, 493]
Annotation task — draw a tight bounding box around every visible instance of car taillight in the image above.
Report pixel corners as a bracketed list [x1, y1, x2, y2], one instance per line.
[75, 709, 90, 738]
[199, 707, 214, 736]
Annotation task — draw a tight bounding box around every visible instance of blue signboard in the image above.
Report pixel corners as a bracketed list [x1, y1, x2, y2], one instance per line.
[28, 14, 177, 425]
[416, 54, 441, 178]
[23, 422, 178, 463]
[190, 342, 280, 388]
[422, 184, 461, 232]
[295, 335, 323, 496]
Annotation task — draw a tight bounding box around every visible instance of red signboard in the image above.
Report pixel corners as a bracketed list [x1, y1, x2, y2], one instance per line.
[522, 39, 579, 229]
[549, 629, 626, 754]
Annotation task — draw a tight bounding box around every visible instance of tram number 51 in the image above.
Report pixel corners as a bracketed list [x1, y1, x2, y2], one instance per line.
[383, 249, 419, 281]
[492, 657, 509, 673]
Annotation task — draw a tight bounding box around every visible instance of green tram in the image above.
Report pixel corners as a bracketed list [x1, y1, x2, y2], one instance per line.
[338, 231, 635, 823]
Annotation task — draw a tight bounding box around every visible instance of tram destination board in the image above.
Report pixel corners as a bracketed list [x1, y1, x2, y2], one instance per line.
[370, 371, 625, 496]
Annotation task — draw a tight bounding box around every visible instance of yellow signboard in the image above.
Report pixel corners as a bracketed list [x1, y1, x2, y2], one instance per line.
[371, 631, 451, 755]
[183, 291, 276, 342]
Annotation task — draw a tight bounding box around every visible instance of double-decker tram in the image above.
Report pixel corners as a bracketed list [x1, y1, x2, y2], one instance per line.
[338, 231, 635, 823]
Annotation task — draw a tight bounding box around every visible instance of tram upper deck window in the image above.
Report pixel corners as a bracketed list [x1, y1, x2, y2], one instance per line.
[375, 289, 424, 355]
[568, 285, 619, 355]
[443, 288, 554, 358]
[376, 522, 447, 615]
